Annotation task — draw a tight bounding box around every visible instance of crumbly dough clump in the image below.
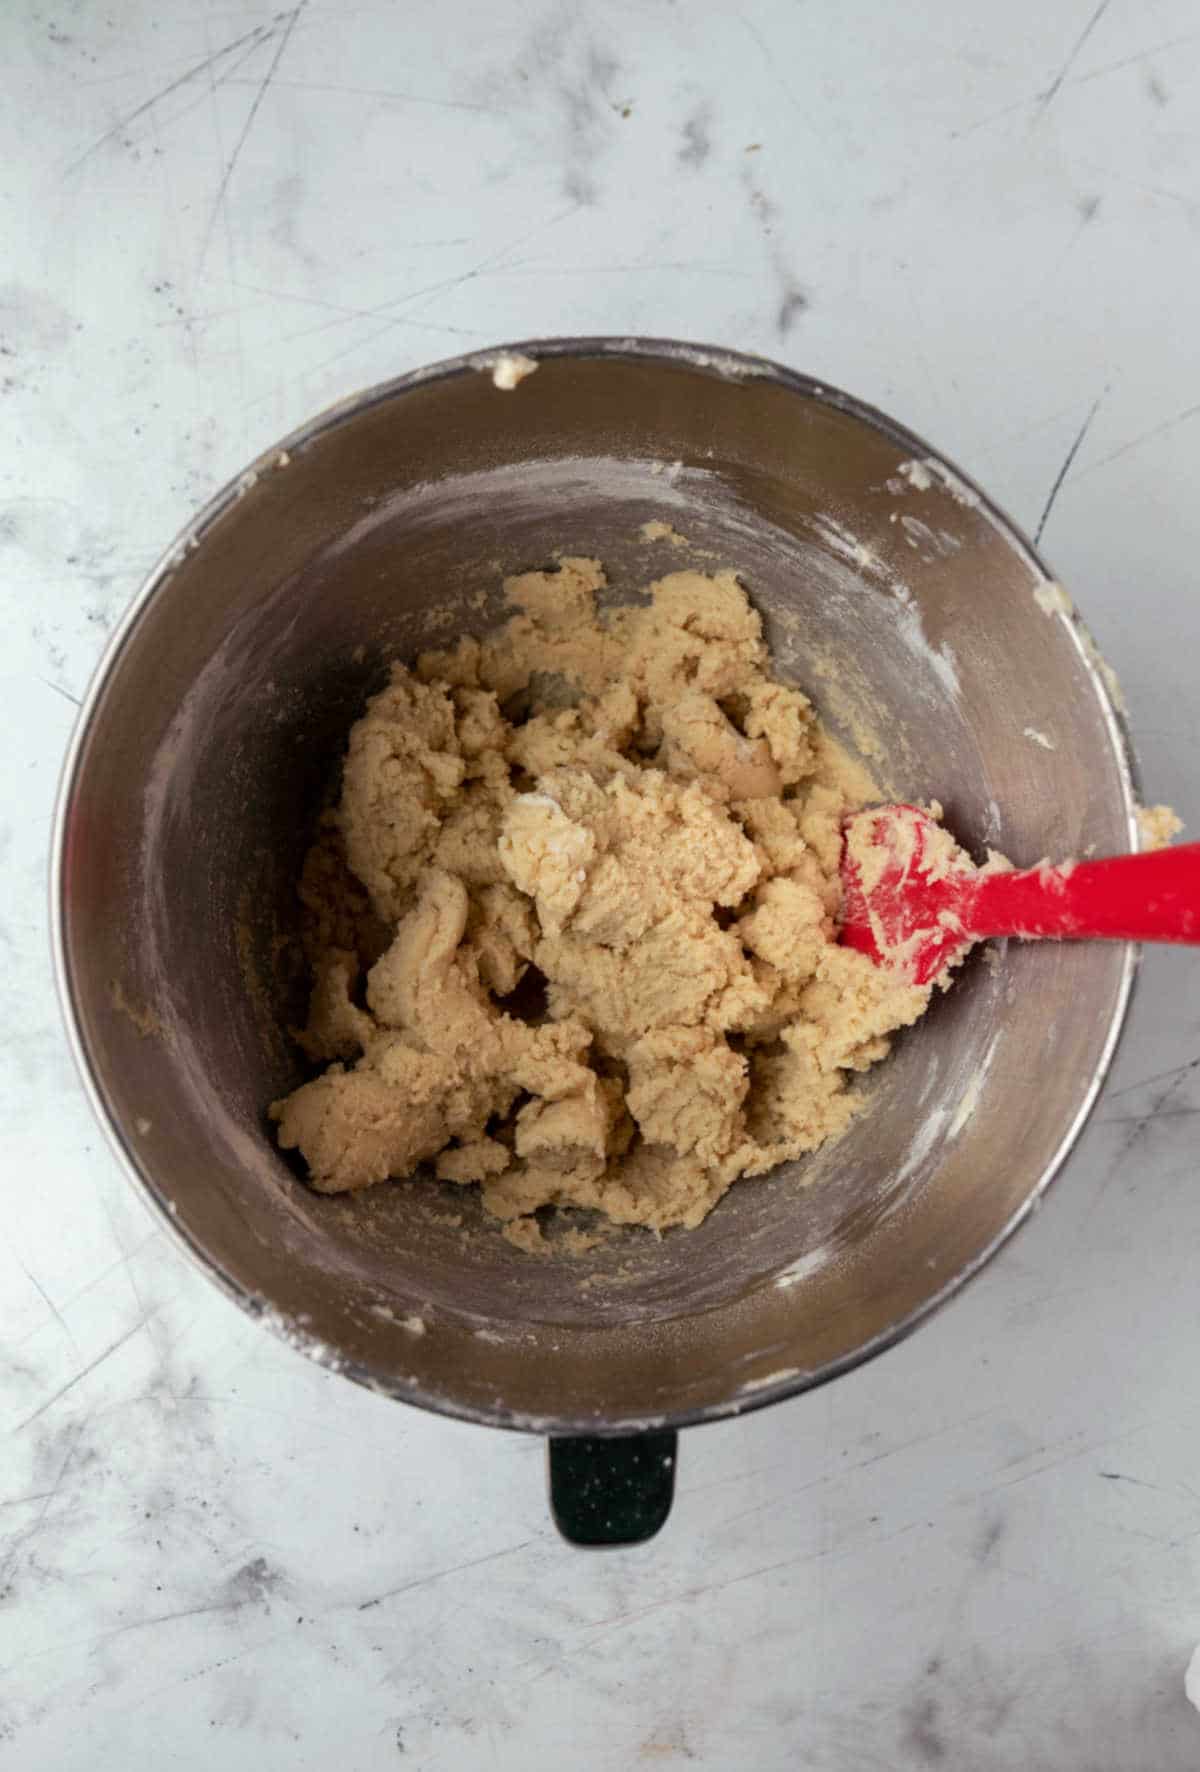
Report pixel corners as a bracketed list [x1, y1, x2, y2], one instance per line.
[1136, 803, 1184, 851]
[271, 557, 933, 1243]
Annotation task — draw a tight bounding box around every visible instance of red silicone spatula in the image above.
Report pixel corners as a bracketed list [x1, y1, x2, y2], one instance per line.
[840, 804, 1199, 986]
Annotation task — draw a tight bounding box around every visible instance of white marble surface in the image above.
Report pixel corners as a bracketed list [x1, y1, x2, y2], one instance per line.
[3, 0, 1200, 1765]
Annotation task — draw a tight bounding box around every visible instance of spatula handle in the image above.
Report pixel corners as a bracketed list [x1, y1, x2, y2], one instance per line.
[970, 840, 1200, 944]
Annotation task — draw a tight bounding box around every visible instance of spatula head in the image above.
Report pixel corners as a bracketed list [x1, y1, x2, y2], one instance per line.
[840, 803, 978, 985]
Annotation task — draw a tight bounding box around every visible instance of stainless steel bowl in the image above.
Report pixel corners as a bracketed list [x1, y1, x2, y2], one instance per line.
[53, 340, 1138, 1540]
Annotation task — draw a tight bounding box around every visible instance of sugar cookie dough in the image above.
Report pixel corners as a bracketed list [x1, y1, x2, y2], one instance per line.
[1137, 803, 1184, 851]
[271, 557, 934, 1244]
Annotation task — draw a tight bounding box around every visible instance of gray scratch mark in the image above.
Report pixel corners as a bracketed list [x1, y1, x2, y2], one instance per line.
[197, 16, 250, 410]
[850, 1407, 997, 1477]
[99, 29, 296, 174]
[1074, 165, 1196, 209]
[39, 678, 81, 708]
[83, 1601, 255, 1647]
[1091, 1056, 1199, 1211]
[581, 1513, 969, 1643]
[199, 2, 308, 272]
[13, 1255, 79, 1349]
[950, 15, 1194, 139]
[708, 1491, 799, 1535]
[64, 18, 278, 171]
[96, 1186, 155, 1333]
[740, 14, 809, 127]
[97, 1550, 437, 1715]
[257, 261, 752, 353]
[1035, 0, 1114, 115]
[486, 261, 755, 281]
[949, 95, 1046, 140]
[1107, 1056, 1200, 1101]
[0, 1421, 85, 1602]
[992, 1434, 1110, 1494]
[14, 1233, 161, 1348]
[1102, 1105, 1200, 1125]
[133, 31, 297, 168]
[1073, 33, 1200, 87]
[143, 88, 200, 386]
[695, 1410, 996, 1537]
[256, 203, 581, 396]
[0, 1590, 278, 1683]
[1034, 390, 1105, 543]
[346, 235, 473, 263]
[223, 77, 507, 114]
[232, 280, 486, 337]
[1099, 1470, 1168, 1490]
[286, 311, 484, 341]
[88, 1637, 289, 1717]
[279, 313, 451, 387]
[679, 1459, 790, 1500]
[356, 1538, 536, 1612]
[899, 281, 948, 425]
[293, 234, 559, 346]
[13, 1314, 156, 1434]
[0, 1491, 60, 1511]
[1127, 1057, 1198, 1125]
[1072, 400, 1200, 483]
[72, 1565, 285, 1654]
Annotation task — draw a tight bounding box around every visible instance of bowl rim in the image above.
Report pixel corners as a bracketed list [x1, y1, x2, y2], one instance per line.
[50, 335, 1143, 1436]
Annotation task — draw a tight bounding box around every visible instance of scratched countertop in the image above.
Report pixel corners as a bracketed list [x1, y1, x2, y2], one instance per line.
[4, 1, 1200, 1766]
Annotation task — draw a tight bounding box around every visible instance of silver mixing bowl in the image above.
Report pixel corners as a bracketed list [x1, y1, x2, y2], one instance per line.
[52, 339, 1138, 1542]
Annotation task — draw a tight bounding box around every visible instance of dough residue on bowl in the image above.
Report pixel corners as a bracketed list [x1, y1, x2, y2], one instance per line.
[270, 556, 936, 1247]
[1136, 802, 1183, 851]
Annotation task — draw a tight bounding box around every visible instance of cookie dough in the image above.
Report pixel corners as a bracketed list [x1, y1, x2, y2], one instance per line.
[271, 556, 935, 1244]
[1137, 803, 1184, 851]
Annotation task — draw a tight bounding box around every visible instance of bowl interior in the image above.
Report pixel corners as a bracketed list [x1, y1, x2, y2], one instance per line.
[57, 345, 1135, 1429]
